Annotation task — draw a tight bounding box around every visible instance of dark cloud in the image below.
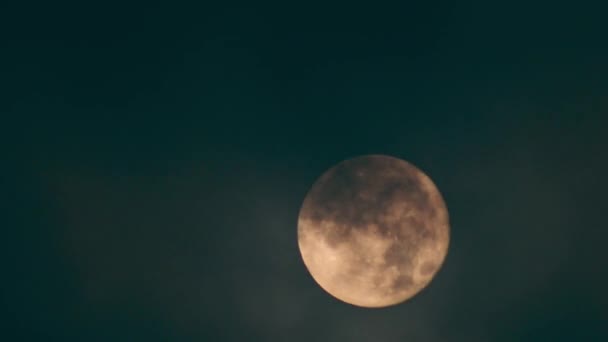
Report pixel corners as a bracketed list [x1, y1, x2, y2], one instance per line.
[5, 1, 608, 341]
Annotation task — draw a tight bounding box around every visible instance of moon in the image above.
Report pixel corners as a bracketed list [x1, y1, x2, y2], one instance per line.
[297, 155, 450, 308]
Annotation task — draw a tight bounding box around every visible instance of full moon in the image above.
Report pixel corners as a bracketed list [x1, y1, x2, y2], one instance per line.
[298, 155, 450, 308]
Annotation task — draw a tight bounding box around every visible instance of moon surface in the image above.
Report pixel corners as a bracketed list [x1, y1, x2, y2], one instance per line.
[297, 155, 450, 308]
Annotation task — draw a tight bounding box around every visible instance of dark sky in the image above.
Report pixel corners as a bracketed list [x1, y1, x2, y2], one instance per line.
[3, 1, 608, 341]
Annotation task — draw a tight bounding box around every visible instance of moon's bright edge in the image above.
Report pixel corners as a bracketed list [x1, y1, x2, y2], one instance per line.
[297, 155, 450, 308]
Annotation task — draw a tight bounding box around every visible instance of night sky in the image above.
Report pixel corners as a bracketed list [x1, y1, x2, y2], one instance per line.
[4, 1, 608, 341]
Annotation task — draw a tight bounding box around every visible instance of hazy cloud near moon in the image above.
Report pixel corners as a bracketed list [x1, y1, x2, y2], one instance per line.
[49, 139, 604, 340]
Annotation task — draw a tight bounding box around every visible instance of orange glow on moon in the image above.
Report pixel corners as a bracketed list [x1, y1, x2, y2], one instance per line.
[297, 155, 449, 308]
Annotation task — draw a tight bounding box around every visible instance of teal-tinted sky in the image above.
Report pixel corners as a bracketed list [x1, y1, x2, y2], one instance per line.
[4, 1, 608, 341]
